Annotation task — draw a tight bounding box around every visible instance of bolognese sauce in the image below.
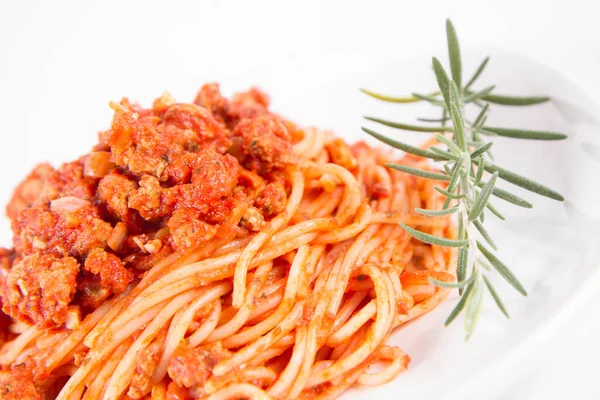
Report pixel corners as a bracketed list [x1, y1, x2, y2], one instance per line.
[0, 83, 455, 400]
[1, 84, 297, 329]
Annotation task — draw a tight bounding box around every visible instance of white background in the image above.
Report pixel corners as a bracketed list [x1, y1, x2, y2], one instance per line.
[1, 1, 599, 398]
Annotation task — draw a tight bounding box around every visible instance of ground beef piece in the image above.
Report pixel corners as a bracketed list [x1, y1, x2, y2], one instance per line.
[193, 83, 231, 125]
[12, 198, 112, 257]
[194, 84, 271, 130]
[167, 208, 217, 252]
[168, 347, 212, 388]
[254, 183, 287, 216]
[0, 365, 42, 400]
[11, 207, 57, 254]
[104, 101, 167, 179]
[97, 172, 138, 220]
[1, 253, 79, 327]
[239, 206, 266, 232]
[128, 343, 161, 399]
[84, 248, 133, 295]
[38, 159, 97, 204]
[233, 114, 297, 173]
[128, 175, 165, 220]
[229, 87, 271, 125]
[6, 163, 54, 220]
[77, 274, 110, 310]
[191, 149, 239, 201]
[164, 152, 199, 186]
[201, 197, 236, 225]
[167, 344, 230, 388]
[163, 103, 231, 153]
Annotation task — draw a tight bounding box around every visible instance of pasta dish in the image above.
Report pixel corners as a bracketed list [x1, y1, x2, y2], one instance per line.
[0, 84, 456, 399]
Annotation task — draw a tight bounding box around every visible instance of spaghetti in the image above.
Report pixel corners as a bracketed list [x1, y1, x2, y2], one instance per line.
[0, 84, 456, 399]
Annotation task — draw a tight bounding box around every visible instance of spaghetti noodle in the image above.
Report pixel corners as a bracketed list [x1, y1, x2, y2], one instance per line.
[0, 84, 456, 399]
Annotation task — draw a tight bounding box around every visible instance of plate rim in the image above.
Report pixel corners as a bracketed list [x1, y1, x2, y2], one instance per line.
[438, 47, 600, 400]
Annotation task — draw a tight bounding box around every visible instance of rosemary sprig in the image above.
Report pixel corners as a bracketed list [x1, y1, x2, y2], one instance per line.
[361, 19, 566, 338]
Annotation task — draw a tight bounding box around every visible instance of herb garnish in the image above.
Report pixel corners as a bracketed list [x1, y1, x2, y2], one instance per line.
[361, 19, 566, 339]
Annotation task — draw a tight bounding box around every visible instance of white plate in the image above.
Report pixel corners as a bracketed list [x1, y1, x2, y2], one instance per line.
[1, 17, 599, 398]
[338, 50, 600, 399]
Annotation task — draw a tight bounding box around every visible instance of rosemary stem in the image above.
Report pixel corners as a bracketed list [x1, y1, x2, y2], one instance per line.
[458, 149, 476, 286]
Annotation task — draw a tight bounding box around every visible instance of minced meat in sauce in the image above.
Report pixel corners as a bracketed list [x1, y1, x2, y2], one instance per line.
[0, 84, 298, 328]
